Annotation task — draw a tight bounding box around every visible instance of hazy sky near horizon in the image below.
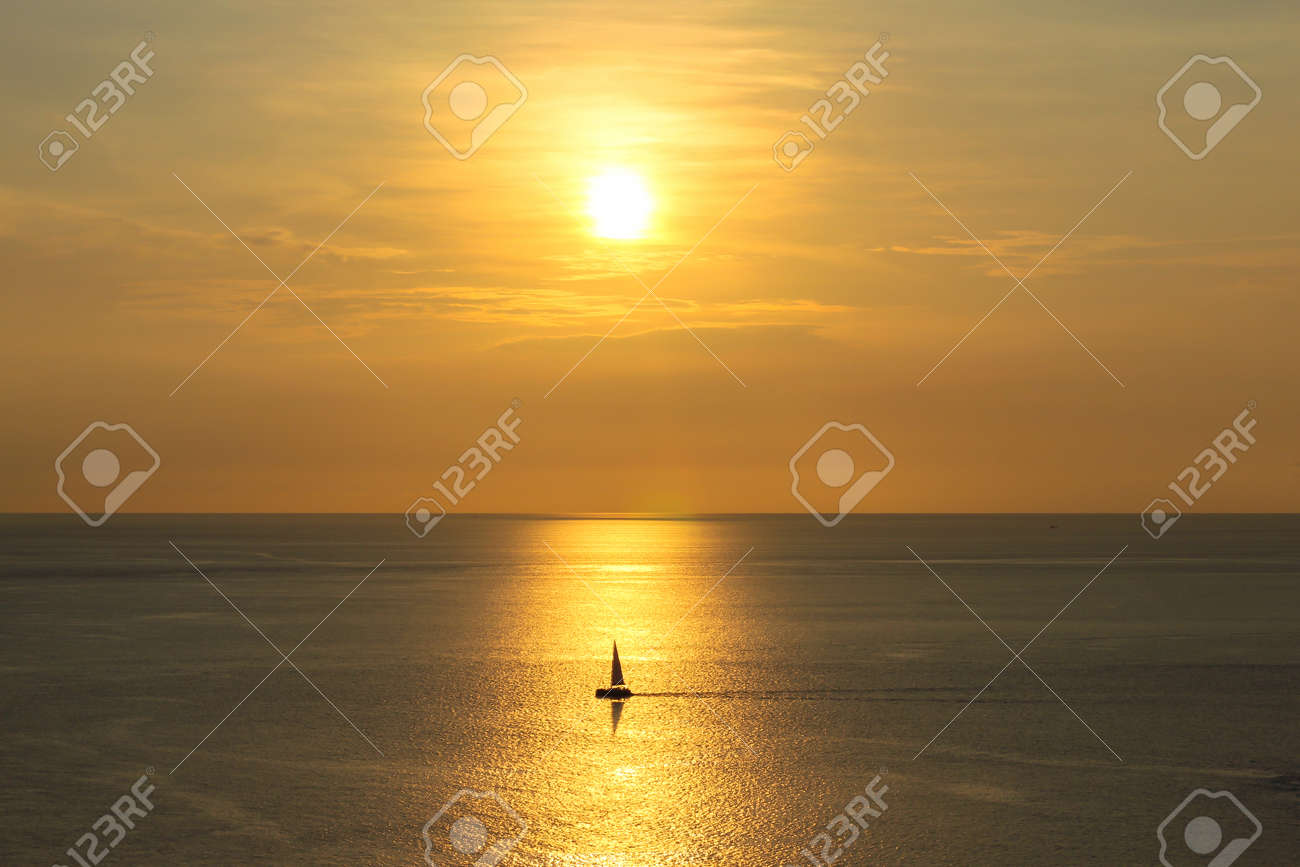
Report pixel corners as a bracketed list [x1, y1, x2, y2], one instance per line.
[3, 0, 1298, 513]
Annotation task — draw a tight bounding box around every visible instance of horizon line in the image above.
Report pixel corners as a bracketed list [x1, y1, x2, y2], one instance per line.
[5, 511, 1299, 518]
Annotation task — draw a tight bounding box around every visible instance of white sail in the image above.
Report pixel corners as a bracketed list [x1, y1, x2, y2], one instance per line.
[610, 641, 625, 686]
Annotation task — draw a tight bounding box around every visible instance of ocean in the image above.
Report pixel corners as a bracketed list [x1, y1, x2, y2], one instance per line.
[1, 514, 1296, 865]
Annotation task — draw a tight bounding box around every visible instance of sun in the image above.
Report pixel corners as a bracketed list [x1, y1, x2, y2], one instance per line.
[586, 169, 653, 240]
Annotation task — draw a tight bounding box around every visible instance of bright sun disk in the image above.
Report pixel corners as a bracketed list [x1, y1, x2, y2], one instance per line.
[587, 169, 653, 239]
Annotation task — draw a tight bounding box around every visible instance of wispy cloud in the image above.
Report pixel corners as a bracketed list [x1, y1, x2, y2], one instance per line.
[885, 231, 1300, 276]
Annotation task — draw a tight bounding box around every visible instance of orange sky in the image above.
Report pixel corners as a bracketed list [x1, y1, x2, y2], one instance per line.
[3, 1, 1298, 513]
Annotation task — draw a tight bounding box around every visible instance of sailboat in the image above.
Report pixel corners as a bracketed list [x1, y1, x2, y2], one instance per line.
[595, 641, 633, 699]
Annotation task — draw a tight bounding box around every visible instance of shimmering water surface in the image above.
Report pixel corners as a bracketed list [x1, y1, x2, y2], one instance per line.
[1, 515, 1297, 865]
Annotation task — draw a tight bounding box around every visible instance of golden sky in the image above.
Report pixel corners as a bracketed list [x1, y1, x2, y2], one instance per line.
[4, 0, 1298, 513]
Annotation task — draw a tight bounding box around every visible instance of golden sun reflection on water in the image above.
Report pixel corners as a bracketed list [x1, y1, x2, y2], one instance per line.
[537, 518, 716, 661]
[475, 519, 767, 865]
[413, 518, 903, 865]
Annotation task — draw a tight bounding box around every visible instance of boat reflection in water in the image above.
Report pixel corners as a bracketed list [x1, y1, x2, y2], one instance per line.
[610, 699, 625, 735]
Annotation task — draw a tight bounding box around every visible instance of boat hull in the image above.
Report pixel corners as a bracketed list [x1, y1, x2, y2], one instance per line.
[595, 687, 632, 699]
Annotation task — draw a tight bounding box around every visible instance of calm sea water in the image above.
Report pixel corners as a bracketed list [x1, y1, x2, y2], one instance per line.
[1, 515, 1296, 865]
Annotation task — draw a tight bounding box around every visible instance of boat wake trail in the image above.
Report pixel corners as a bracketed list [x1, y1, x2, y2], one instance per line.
[627, 688, 993, 702]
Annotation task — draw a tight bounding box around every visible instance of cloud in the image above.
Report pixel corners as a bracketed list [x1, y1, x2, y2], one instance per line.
[336, 285, 856, 331]
[885, 231, 1300, 276]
